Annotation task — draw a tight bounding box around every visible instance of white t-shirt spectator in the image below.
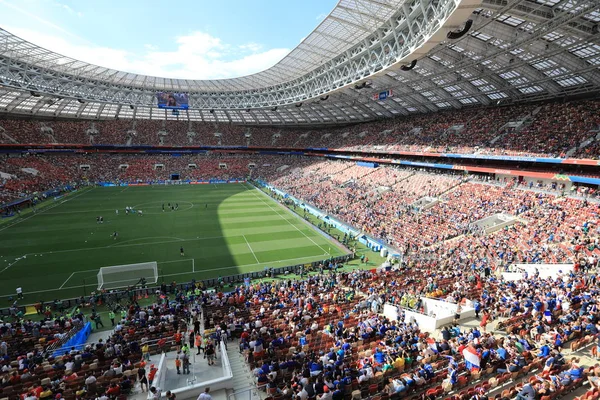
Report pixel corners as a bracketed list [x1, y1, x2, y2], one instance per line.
[198, 392, 212, 400]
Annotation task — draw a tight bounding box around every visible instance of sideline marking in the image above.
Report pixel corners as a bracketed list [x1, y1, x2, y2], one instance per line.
[0, 257, 24, 275]
[108, 236, 185, 248]
[245, 184, 331, 255]
[59, 272, 76, 289]
[243, 235, 260, 263]
[0, 188, 93, 233]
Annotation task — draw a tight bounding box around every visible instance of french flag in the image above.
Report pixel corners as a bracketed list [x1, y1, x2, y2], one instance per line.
[462, 346, 481, 371]
[543, 309, 552, 324]
[426, 337, 439, 354]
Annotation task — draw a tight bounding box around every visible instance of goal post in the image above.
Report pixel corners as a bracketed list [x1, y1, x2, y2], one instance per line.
[97, 261, 158, 290]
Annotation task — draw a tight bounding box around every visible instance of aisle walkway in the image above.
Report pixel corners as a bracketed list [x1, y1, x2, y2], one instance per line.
[225, 339, 263, 400]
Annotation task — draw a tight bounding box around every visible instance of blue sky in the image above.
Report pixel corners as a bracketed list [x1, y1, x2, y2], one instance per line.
[0, 0, 337, 79]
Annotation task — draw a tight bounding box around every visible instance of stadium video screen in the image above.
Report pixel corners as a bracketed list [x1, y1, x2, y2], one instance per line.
[156, 92, 189, 110]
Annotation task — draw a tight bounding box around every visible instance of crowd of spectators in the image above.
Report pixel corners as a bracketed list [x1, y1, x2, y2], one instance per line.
[1, 99, 598, 158]
[2, 152, 600, 400]
[264, 160, 600, 269]
[0, 286, 200, 400]
[2, 224, 599, 400]
[3, 153, 599, 270]
[200, 246, 600, 400]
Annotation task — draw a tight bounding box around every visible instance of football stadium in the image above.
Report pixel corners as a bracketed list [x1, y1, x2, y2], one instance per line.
[0, 0, 599, 399]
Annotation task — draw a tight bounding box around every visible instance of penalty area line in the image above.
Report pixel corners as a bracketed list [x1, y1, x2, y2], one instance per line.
[0, 256, 24, 275]
[59, 272, 76, 289]
[0, 253, 329, 298]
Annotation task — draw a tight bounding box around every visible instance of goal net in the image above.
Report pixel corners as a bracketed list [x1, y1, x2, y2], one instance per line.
[97, 261, 158, 290]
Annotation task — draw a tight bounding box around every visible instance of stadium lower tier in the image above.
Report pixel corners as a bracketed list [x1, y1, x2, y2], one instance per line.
[0, 240, 598, 400]
[0, 153, 599, 400]
[1, 99, 599, 159]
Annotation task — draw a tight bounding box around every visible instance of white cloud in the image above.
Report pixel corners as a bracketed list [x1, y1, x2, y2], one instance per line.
[0, 0, 88, 42]
[53, 1, 83, 17]
[4, 26, 290, 80]
[239, 43, 262, 52]
[61, 4, 74, 14]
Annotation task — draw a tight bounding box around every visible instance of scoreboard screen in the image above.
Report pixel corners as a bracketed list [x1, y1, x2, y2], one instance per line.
[156, 92, 189, 109]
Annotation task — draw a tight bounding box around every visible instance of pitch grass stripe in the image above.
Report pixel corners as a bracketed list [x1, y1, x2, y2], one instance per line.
[245, 184, 331, 255]
[0, 224, 317, 256]
[10, 228, 321, 258]
[216, 204, 271, 210]
[250, 246, 332, 264]
[208, 208, 275, 216]
[220, 219, 303, 230]
[242, 235, 260, 263]
[221, 225, 323, 239]
[231, 230, 318, 243]
[38, 200, 268, 215]
[218, 214, 293, 224]
[0, 187, 94, 233]
[1, 237, 330, 283]
[237, 237, 329, 253]
[225, 238, 326, 256]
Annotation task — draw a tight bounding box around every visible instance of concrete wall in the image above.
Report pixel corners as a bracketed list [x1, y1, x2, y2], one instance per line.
[496, 174, 573, 191]
[383, 298, 475, 331]
[154, 342, 233, 400]
[147, 354, 167, 400]
[502, 263, 574, 282]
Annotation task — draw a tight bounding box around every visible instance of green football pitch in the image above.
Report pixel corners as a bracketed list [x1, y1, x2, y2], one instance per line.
[0, 183, 347, 302]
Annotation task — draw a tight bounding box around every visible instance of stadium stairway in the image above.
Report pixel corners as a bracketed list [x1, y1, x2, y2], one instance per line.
[390, 171, 416, 187]
[566, 130, 600, 157]
[225, 339, 263, 400]
[86, 329, 114, 345]
[0, 126, 18, 143]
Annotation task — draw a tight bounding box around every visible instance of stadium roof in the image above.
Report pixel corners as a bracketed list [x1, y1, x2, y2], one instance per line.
[0, 0, 599, 125]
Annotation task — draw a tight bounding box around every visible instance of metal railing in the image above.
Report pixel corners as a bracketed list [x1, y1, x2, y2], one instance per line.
[227, 385, 263, 400]
[43, 324, 82, 356]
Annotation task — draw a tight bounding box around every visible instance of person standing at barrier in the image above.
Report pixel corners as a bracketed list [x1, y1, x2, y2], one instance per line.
[206, 341, 216, 366]
[138, 365, 148, 393]
[174, 330, 182, 351]
[182, 353, 190, 374]
[92, 312, 104, 329]
[220, 330, 228, 350]
[150, 386, 161, 400]
[194, 318, 200, 336]
[181, 342, 190, 356]
[175, 352, 182, 375]
[195, 333, 203, 355]
[109, 311, 115, 326]
[198, 387, 212, 400]
[157, 338, 168, 355]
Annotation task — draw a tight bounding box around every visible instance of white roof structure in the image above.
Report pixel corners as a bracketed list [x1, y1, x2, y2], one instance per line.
[0, 0, 598, 125]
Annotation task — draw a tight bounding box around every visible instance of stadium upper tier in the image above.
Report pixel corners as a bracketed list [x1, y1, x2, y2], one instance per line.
[0, 0, 598, 124]
[0, 99, 599, 158]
